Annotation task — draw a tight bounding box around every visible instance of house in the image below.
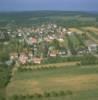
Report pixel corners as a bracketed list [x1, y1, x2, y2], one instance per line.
[62, 28, 67, 32]
[32, 57, 42, 64]
[49, 50, 58, 57]
[28, 37, 37, 45]
[58, 38, 64, 42]
[32, 37, 37, 44]
[86, 40, 98, 53]
[58, 48, 67, 56]
[19, 53, 28, 64]
[77, 47, 88, 55]
[18, 33, 22, 37]
[67, 31, 72, 36]
[28, 52, 33, 58]
[44, 37, 52, 42]
[10, 52, 18, 60]
[48, 35, 55, 40]
[88, 44, 97, 53]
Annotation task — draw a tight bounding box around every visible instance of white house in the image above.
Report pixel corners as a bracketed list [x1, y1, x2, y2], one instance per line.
[32, 57, 42, 64]
[19, 53, 28, 64]
[88, 44, 97, 53]
[67, 31, 72, 36]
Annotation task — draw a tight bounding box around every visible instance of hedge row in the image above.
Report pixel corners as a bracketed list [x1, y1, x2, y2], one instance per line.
[10, 90, 73, 100]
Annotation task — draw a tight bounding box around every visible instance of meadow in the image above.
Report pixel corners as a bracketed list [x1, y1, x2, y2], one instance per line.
[6, 64, 98, 100]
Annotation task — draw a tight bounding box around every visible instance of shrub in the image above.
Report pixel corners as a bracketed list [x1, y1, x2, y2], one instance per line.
[34, 93, 43, 98]
[44, 92, 51, 97]
[66, 90, 73, 95]
[51, 91, 59, 97]
[59, 90, 66, 96]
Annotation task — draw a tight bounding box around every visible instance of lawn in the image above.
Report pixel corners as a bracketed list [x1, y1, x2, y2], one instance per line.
[6, 64, 98, 100]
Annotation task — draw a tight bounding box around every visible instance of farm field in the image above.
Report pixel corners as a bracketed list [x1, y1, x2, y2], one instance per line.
[0, 11, 98, 100]
[68, 34, 80, 47]
[69, 28, 83, 34]
[85, 32, 98, 44]
[6, 64, 98, 100]
[82, 27, 98, 32]
[82, 27, 98, 39]
[21, 61, 79, 69]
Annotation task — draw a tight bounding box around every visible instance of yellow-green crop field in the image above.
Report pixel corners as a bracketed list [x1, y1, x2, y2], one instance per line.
[6, 64, 98, 100]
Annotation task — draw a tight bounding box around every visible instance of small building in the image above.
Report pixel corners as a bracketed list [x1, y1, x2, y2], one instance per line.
[67, 31, 72, 36]
[19, 53, 28, 64]
[32, 57, 42, 64]
[28, 37, 37, 45]
[49, 50, 58, 57]
[58, 38, 64, 42]
[88, 44, 97, 53]
[58, 48, 67, 56]
[77, 48, 88, 55]
[18, 33, 22, 37]
[86, 40, 97, 53]
[32, 37, 37, 44]
[10, 52, 18, 60]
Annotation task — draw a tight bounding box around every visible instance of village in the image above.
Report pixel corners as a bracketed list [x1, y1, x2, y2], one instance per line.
[1, 23, 97, 65]
[0, 10, 98, 100]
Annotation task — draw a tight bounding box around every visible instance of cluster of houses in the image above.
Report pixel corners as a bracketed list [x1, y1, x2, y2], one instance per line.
[10, 52, 43, 65]
[7, 24, 66, 65]
[2, 23, 98, 65]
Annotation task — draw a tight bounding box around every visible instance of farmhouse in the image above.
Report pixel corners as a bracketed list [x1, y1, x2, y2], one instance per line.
[19, 53, 28, 64]
[86, 40, 97, 53]
[58, 38, 64, 42]
[27, 37, 37, 45]
[88, 43, 97, 53]
[58, 48, 67, 56]
[10, 52, 18, 60]
[32, 57, 42, 64]
[32, 37, 37, 44]
[49, 50, 58, 57]
[67, 31, 73, 36]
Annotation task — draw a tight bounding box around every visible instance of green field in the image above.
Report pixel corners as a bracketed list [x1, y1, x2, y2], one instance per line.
[6, 64, 98, 100]
[89, 32, 98, 41]
[69, 34, 80, 48]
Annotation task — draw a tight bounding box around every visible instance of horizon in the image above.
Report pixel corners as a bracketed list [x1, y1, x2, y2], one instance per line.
[0, 10, 98, 13]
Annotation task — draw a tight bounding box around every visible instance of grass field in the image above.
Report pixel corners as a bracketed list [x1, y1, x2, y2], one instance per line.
[21, 61, 79, 69]
[89, 32, 98, 40]
[86, 32, 98, 44]
[82, 27, 98, 32]
[69, 28, 83, 34]
[81, 27, 98, 44]
[68, 33, 82, 49]
[6, 64, 98, 100]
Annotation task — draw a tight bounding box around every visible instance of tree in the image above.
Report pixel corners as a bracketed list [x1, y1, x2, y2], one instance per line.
[59, 91, 66, 96]
[51, 39, 60, 50]
[44, 92, 51, 97]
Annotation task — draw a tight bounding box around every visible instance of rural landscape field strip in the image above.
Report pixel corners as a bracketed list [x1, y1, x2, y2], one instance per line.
[81, 27, 98, 44]
[89, 32, 98, 40]
[6, 64, 98, 100]
[21, 61, 79, 69]
[86, 32, 98, 44]
[74, 33, 86, 47]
